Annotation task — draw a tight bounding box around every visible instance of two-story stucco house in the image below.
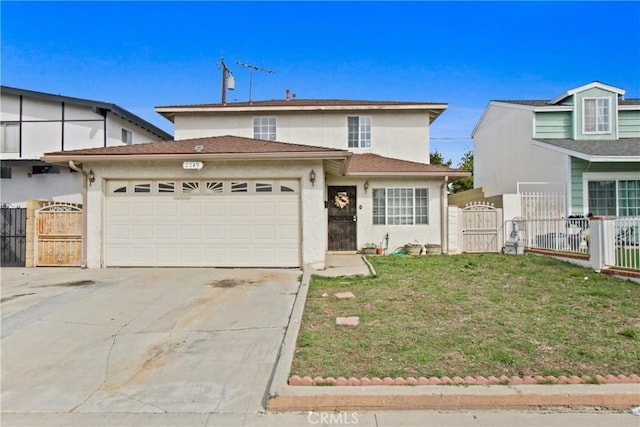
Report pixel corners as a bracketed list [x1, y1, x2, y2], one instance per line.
[0, 86, 172, 206]
[472, 81, 640, 217]
[42, 96, 469, 269]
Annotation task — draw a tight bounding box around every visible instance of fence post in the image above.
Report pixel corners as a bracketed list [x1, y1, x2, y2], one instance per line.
[590, 218, 604, 272]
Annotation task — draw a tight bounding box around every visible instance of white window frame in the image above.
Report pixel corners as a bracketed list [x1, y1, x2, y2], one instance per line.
[582, 97, 611, 134]
[372, 187, 429, 225]
[348, 116, 372, 148]
[1, 122, 20, 154]
[253, 117, 276, 141]
[582, 172, 640, 217]
[121, 128, 133, 144]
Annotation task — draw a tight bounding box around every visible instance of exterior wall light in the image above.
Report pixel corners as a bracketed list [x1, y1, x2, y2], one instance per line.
[364, 180, 369, 193]
[309, 169, 316, 186]
[88, 170, 95, 185]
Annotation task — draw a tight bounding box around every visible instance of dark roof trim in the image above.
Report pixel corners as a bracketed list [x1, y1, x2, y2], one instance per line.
[1, 86, 173, 140]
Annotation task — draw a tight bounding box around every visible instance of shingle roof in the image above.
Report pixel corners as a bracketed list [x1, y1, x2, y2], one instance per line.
[157, 99, 447, 109]
[42, 135, 349, 157]
[534, 138, 640, 158]
[494, 99, 640, 107]
[346, 153, 470, 177]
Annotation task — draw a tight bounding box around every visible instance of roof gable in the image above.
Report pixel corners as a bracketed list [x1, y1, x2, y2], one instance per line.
[549, 81, 625, 105]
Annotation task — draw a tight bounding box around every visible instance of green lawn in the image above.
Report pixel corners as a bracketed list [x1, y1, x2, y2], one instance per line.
[291, 254, 640, 379]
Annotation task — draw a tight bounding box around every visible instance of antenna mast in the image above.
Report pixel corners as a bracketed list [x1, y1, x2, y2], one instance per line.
[217, 58, 234, 104]
[235, 61, 275, 102]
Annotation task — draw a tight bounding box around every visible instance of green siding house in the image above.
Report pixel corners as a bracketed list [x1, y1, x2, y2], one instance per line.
[473, 81, 639, 217]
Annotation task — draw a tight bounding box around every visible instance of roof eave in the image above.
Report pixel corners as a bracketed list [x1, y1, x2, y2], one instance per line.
[531, 139, 640, 162]
[41, 150, 351, 165]
[346, 171, 471, 178]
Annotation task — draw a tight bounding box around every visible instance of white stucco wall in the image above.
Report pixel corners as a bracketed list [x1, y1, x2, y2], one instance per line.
[173, 111, 431, 163]
[82, 159, 326, 269]
[473, 103, 567, 196]
[325, 176, 445, 252]
[0, 166, 82, 207]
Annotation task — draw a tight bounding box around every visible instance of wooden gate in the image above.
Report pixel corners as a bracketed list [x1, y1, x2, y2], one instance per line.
[327, 186, 357, 251]
[461, 202, 502, 253]
[36, 202, 83, 266]
[1, 207, 27, 266]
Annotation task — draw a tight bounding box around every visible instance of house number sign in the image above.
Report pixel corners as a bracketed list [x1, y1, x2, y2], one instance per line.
[183, 161, 204, 170]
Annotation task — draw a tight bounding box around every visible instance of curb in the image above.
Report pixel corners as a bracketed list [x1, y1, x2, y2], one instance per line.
[268, 383, 640, 411]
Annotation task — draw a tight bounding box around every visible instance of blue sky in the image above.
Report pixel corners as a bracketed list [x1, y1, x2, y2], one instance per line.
[2, 1, 639, 165]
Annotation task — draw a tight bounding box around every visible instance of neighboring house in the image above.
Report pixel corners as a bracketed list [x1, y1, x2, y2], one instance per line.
[472, 81, 640, 218]
[42, 96, 469, 269]
[0, 86, 172, 206]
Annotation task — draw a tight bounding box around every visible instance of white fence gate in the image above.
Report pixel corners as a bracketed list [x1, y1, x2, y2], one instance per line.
[461, 202, 503, 253]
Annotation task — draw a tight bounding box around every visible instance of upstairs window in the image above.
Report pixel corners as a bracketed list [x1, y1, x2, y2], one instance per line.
[583, 98, 610, 134]
[253, 117, 276, 140]
[348, 116, 371, 148]
[1, 122, 20, 153]
[121, 128, 133, 144]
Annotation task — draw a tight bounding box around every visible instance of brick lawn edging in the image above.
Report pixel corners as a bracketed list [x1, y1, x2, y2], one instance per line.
[288, 374, 640, 386]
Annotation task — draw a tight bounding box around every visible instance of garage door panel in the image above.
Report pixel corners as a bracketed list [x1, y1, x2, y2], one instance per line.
[132, 225, 154, 239]
[106, 180, 300, 267]
[203, 224, 226, 239]
[156, 225, 178, 239]
[254, 225, 276, 240]
[179, 224, 203, 240]
[228, 202, 251, 217]
[130, 202, 155, 216]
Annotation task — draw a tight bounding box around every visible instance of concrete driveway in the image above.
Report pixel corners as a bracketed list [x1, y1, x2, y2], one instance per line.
[1, 267, 301, 414]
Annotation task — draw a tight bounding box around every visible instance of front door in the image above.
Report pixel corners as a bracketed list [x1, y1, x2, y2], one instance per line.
[328, 186, 357, 251]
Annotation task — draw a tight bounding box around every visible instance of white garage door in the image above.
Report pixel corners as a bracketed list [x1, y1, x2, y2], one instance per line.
[105, 179, 300, 267]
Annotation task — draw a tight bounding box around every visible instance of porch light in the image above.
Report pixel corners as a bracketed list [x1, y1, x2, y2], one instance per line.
[309, 169, 316, 186]
[364, 180, 369, 193]
[88, 170, 95, 185]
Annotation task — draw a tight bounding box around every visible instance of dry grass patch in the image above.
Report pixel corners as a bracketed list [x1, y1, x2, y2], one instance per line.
[291, 254, 640, 379]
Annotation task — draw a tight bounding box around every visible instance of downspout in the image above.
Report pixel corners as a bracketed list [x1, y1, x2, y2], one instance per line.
[440, 176, 449, 254]
[68, 160, 88, 268]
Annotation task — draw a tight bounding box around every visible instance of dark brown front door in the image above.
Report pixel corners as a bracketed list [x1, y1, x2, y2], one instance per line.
[328, 186, 357, 251]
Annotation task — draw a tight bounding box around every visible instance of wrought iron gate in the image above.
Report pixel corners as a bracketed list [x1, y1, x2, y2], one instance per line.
[36, 202, 83, 266]
[461, 202, 502, 253]
[1, 207, 27, 266]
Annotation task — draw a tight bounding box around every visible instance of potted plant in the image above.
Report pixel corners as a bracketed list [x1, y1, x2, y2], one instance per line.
[362, 243, 377, 255]
[404, 242, 423, 255]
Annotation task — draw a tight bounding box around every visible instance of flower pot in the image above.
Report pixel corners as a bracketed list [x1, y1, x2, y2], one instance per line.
[404, 244, 422, 255]
[363, 248, 377, 255]
[376, 247, 384, 255]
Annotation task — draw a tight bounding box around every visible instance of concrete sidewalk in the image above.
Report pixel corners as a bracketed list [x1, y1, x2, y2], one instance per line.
[267, 254, 640, 412]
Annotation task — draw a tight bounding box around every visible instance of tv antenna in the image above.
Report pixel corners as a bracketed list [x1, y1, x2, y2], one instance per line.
[235, 61, 275, 102]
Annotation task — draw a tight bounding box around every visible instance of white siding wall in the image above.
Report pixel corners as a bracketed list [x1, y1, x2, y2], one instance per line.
[84, 159, 326, 269]
[474, 104, 567, 196]
[174, 111, 430, 163]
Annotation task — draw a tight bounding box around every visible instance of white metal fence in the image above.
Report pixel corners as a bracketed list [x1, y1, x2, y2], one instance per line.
[602, 217, 640, 271]
[505, 216, 640, 273]
[505, 217, 589, 255]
